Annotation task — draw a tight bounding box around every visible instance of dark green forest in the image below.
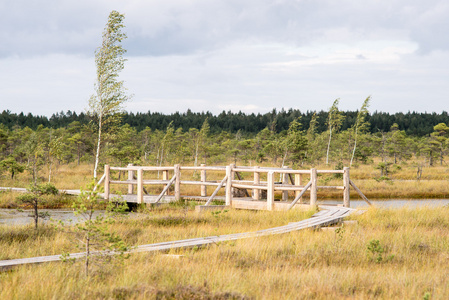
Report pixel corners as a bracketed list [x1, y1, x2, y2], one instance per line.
[2, 106, 449, 184]
[2, 109, 449, 136]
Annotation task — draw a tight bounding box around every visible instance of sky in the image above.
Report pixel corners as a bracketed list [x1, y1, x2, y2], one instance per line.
[1, 0, 448, 117]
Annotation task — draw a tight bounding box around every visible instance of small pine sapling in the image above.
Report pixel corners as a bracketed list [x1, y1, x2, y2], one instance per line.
[16, 182, 58, 230]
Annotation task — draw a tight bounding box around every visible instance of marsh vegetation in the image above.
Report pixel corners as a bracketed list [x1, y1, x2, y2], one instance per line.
[0, 204, 448, 299]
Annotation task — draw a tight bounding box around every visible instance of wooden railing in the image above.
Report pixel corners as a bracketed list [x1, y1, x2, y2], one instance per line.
[101, 164, 371, 209]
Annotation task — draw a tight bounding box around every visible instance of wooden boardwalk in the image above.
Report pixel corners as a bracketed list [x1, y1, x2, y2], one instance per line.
[0, 206, 354, 270]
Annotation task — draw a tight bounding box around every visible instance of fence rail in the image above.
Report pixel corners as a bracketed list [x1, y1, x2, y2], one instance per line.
[101, 164, 371, 209]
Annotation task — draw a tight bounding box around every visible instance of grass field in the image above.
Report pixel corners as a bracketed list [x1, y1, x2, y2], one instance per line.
[0, 204, 448, 299]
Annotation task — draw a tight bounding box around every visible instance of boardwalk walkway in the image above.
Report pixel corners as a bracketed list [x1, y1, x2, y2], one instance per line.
[0, 187, 221, 203]
[0, 206, 354, 270]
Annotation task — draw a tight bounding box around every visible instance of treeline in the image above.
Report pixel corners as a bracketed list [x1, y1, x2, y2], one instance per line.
[1, 110, 449, 184]
[2, 109, 449, 136]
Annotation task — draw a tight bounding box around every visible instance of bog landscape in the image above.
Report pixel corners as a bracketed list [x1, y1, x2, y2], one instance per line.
[1, 9, 449, 300]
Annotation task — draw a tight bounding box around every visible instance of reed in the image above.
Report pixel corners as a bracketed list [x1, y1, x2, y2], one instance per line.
[1, 205, 448, 299]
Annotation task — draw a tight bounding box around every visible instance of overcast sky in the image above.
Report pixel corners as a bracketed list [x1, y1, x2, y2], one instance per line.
[1, 0, 448, 117]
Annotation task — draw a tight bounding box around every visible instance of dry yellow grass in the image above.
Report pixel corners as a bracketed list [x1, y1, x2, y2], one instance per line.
[1, 205, 448, 299]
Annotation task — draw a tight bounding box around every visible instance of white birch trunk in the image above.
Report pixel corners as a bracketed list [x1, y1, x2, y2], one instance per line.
[93, 114, 102, 179]
[326, 126, 332, 165]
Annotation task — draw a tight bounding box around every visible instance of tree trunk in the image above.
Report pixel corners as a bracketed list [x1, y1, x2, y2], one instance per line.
[85, 235, 90, 277]
[48, 160, 52, 183]
[350, 128, 358, 166]
[34, 201, 38, 230]
[326, 128, 332, 165]
[77, 145, 81, 166]
[93, 114, 102, 179]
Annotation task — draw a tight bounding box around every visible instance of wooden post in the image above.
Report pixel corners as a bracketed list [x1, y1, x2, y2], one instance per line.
[104, 165, 110, 200]
[282, 166, 289, 201]
[175, 164, 181, 201]
[137, 168, 143, 204]
[253, 166, 260, 200]
[200, 164, 207, 197]
[225, 165, 233, 206]
[230, 163, 236, 195]
[127, 163, 134, 195]
[343, 167, 350, 208]
[310, 168, 317, 207]
[163, 169, 169, 195]
[267, 171, 275, 211]
[295, 174, 302, 203]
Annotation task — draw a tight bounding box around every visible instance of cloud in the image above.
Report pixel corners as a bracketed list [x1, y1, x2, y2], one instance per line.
[1, 0, 448, 116]
[1, 0, 448, 58]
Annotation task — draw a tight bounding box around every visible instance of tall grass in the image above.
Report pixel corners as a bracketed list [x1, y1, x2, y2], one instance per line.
[1, 205, 448, 299]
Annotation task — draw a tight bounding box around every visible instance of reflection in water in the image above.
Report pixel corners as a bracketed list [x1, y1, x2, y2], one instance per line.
[0, 209, 105, 226]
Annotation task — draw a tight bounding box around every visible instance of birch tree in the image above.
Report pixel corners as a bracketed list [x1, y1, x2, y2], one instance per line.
[350, 96, 370, 166]
[326, 99, 345, 165]
[89, 11, 130, 179]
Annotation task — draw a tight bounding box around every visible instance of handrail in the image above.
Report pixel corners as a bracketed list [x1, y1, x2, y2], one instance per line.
[110, 166, 175, 171]
[349, 179, 372, 206]
[205, 175, 228, 206]
[102, 164, 365, 209]
[154, 174, 177, 203]
[93, 173, 106, 192]
[288, 181, 312, 210]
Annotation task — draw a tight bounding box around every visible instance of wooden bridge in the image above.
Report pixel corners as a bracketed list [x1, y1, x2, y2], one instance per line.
[99, 164, 371, 210]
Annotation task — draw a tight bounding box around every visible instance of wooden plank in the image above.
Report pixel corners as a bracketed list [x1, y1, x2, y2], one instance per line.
[111, 166, 175, 171]
[343, 167, 350, 207]
[180, 166, 227, 171]
[0, 207, 355, 269]
[316, 170, 344, 174]
[282, 166, 289, 201]
[137, 168, 143, 204]
[0, 187, 27, 192]
[205, 175, 228, 206]
[109, 180, 171, 185]
[349, 179, 372, 206]
[174, 164, 181, 201]
[310, 168, 317, 206]
[253, 166, 260, 200]
[233, 168, 310, 174]
[317, 186, 345, 190]
[154, 174, 177, 203]
[104, 165, 110, 200]
[200, 164, 207, 197]
[267, 171, 275, 211]
[288, 181, 312, 210]
[225, 166, 232, 206]
[180, 181, 221, 186]
[232, 183, 267, 190]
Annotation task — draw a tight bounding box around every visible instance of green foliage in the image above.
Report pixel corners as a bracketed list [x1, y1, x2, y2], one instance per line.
[0, 156, 25, 179]
[334, 225, 345, 249]
[67, 182, 129, 277]
[366, 239, 394, 263]
[89, 10, 131, 178]
[350, 96, 370, 166]
[3, 97, 449, 169]
[16, 183, 58, 229]
[326, 99, 345, 164]
[366, 239, 384, 263]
